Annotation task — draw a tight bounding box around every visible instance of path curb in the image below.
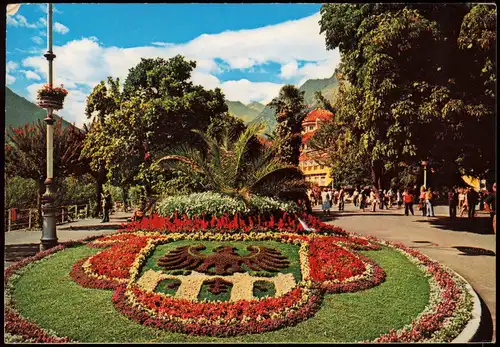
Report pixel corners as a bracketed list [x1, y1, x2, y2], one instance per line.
[451, 272, 482, 343]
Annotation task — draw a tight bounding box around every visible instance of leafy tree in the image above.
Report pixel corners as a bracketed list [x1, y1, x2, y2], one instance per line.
[83, 77, 121, 216]
[317, 4, 496, 189]
[155, 123, 306, 208]
[5, 120, 89, 228]
[269, 85, 308, 166]
[82, 56, 229, 211]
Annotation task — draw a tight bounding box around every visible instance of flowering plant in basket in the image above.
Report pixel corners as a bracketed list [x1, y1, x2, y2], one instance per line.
[36, 84, 68, 109]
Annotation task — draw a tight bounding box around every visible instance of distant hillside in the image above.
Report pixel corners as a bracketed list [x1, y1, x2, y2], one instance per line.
[299, 73, 339, 105]
[225, 100, 261, 124]
[5, 87, 75, 132]
[248, 104, 277, 136]
[247, 101, 265, 114]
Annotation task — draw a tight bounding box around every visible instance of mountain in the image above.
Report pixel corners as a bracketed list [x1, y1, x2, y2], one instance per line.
[248, 104, 277, 136]
[5, 87, 75, 132]
[246, 101, 265, 114]
[248, 74, 339, 136]
[225, 100, 261, 124]
[299, 73, 339, 105]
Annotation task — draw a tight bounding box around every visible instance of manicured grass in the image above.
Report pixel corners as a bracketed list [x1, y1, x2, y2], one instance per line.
[12, 245, 429, 343]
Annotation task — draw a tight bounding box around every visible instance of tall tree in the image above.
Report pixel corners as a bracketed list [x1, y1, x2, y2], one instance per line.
[318, 4, 496, 189]
[83, 77, 121, 216]
[82, 55, 229, 210]
[5, 120, 89, 228]
[269, 85, 308, 166]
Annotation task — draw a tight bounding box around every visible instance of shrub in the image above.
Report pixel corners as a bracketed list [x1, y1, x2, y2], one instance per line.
[155, 192, 300, 219]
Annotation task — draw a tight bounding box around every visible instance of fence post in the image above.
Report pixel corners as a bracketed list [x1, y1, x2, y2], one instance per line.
[8, 209, 12, 232]
[62, 208, 65, 223]
[75, 205, 78, 220]
[29, 209, 32, 229]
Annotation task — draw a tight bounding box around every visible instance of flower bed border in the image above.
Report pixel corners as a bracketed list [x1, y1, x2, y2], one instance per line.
[4, 224, 478, 343]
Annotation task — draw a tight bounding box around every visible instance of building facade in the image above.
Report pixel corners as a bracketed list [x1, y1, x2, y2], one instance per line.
[298, 108, 334, 187]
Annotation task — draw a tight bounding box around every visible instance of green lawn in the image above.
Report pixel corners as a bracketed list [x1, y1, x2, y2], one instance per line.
[11, 244, 429, 343]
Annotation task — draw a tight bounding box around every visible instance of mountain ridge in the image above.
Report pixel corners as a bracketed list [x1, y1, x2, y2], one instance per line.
[5, 87, 76, 131]
[226, 74, 339, 135]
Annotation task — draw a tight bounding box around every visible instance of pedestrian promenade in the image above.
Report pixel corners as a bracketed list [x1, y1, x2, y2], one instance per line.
[4, 211, 133, 246]
[315, 203, 496, 342]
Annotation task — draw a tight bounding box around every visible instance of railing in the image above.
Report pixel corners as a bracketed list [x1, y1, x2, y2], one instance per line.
[4, 203, 90, 232]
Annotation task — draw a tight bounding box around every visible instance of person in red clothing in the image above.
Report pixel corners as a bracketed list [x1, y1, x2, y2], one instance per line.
[403, 188, 415, 216]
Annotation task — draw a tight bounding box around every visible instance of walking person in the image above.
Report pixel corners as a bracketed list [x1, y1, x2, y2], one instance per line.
[459, 188, 469, 218]
[425, 187, 435, 217]
[321, 188, 331, 215]
[352, 188, 359, 207]
[466, 187, 479, 219]
[396, 189, 403, 208]
[387, 188, 394, 208]
[484, 183, 496, 234]
[448, 187, 458, 219]
[379, 190, 386, 209]
[338, 187, 345, 211]
[419, 186, 427, 216]
[360, 189, 367, 212]
[403, 189, 414, 216]
[101, 190, 112, 223]
[370, 189, 377, 212]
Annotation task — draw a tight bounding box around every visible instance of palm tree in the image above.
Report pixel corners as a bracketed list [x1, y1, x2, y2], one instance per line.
[155, 122, 306, 208]
[268, 85, 308, 166]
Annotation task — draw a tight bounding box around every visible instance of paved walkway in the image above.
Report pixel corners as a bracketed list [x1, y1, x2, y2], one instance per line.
[4, 211, 133, 246]
[315, 203, 496, 342]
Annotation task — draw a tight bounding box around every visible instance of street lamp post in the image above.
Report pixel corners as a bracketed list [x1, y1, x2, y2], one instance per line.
[40, 3, 58, 251]
[421, 161, 428, 189]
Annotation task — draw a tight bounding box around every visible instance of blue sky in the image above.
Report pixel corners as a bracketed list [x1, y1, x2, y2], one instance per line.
[6, 3, 340, 126]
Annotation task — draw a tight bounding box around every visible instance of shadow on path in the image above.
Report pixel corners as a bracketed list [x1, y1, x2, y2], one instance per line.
[472, 292, 494, 342]
[452, 246, 496, 257]
[415, 216, 494, 235]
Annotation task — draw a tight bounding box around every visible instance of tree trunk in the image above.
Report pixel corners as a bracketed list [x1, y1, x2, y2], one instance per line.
[93, 167, 107, 217]
[143, 184, 153, 215]
[371, 159, 383, 191]
[121, 186, 129, 212]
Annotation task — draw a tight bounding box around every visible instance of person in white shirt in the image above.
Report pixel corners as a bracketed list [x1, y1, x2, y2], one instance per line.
[352, 189, 359, 207]
[321, 188, 331, 215]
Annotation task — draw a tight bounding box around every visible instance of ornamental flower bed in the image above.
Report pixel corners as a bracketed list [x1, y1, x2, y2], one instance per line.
[36, 84, 68, 110]
[4, 215, 475, 342]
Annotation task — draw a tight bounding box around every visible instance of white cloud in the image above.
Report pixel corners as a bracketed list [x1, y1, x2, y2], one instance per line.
[54, 22, 69, 34]
[219, 79, 283, 104]
[21, 70, 42, 80]
[6, 61, 18, 85]
[7, 14, 42, 29]
[280, 61, 299, 79]
[21, 11, 340, 125]
[31, 36, 44, 45]
[7, 75, 16, 85]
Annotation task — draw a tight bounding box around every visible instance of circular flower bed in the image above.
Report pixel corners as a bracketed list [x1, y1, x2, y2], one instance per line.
[4, 213, 475, 342]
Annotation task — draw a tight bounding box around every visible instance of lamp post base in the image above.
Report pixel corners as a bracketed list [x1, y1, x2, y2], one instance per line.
[40, 178, 58, 251]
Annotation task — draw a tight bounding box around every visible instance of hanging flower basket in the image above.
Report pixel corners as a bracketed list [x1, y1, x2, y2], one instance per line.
[36, 84, 68, 110]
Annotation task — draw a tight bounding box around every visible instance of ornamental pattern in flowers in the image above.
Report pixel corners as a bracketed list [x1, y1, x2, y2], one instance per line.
[66, 227, 386, 337]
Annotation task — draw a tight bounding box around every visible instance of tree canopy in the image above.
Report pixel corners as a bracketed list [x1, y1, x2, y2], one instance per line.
[314, 3, 496, 188]
[82, 55, 229, 201]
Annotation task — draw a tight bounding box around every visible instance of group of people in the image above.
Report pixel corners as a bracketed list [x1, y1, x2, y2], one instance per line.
[309, 181, 496, 234]
[311, 187, 346, 214]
